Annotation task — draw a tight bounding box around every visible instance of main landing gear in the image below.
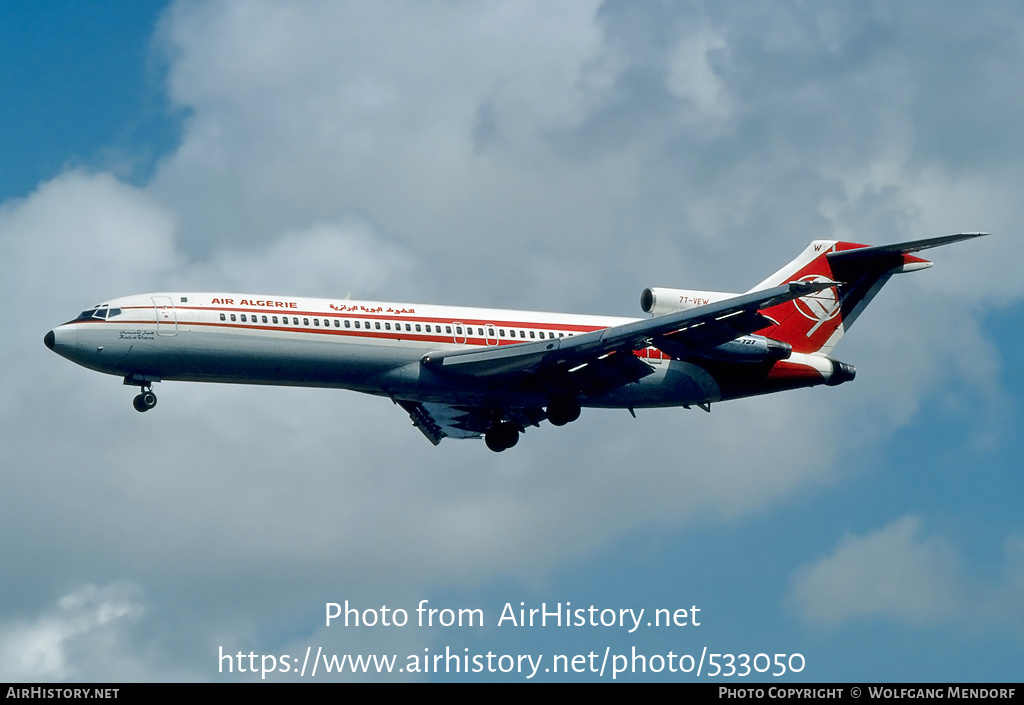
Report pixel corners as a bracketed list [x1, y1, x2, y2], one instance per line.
[132, 387, 158, 413]
[484, 422, 520, 453]
[546, 396, 581, 427]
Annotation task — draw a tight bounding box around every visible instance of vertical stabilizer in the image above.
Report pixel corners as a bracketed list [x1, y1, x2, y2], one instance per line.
[748, 233, 985, 355]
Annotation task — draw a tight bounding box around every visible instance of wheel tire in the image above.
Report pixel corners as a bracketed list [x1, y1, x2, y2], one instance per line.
[485, 423, 519, 452]
[485, 430, 507, 452]
[547, 397, 581, 426]
[133, 394, 149, 413]
[504, 427, 519, 449]
[141, 391, 157, 410]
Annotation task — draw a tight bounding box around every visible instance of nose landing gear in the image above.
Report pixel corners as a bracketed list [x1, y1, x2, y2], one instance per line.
[132, 387, 158, 413]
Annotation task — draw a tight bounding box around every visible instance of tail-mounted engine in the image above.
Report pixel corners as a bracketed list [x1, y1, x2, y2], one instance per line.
[641, 287, 792, 363]
[652, 332, 792, 363]
[706, 335, 792, 362]
[640, 287, 737, 316]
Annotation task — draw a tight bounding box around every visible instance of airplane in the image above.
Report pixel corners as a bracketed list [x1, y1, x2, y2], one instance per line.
[44, 233, 984, 451]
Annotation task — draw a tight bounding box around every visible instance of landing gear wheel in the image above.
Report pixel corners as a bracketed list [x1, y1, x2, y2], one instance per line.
[547, 396, 581, 426]
[484, 422, 520, 452]
[133, 390, 157, 412]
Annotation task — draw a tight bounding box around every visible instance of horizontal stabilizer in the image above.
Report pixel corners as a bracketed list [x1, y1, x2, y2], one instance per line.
[827, 232, 987, 264]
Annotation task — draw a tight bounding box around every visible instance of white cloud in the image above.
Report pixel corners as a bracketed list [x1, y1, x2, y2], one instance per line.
[790, 516, 963, 627]
[184, 219, 416, 299]
[0, 583, 144, 682]
[0, 171, 178, 313]
[665, 25, 733, 124]
[150, 0, 626, 279]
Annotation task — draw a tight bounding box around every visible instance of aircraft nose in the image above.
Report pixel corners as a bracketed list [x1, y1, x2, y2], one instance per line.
[45, 325, 78, 357]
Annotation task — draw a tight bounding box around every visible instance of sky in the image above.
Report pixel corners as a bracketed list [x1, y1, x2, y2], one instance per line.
[1, 0, 1022, 682]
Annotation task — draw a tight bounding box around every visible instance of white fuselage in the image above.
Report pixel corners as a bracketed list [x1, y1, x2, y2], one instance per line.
[45, 233, 980, 449]
[46, 291, 837, 412]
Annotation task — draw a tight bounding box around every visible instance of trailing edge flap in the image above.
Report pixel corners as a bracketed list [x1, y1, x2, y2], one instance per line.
[397, 400, 484, 444]
[653, 310, 776, 355]
[420, 281, 837, 379]
[397, 400, 546, 444]
[556, 349, 657, 397]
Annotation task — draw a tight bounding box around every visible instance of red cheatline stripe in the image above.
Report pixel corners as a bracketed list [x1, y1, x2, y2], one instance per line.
[118, 303, 603, 333]
[70, 318, 616, 349]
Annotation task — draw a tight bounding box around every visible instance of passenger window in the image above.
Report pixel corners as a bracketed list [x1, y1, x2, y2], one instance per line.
[406, 324, 411, 331]
[478, 328, 484, 336]
[345, 320, 351, 328]
[272, 316, 278, 324]
[456, 326, 463, 335]
[558, 333, 564, 337]
[220, 313, 226, 321]
[303, 318, 309, 326]
[529, 331, 535, 339]
[375, 322, 381, 330]
[415, 324, 421, 332]
[334, 320, 340, 327]
[499, 329, 505, 337]
[262, 316, 268, 323]
[230, 314, 236, 322]
[314, 318, 319, 326]
[355, 321, 360, 329]
[446, 325, 452, 334]
[241, 314, 247, 322]
[385, 322, 391, 330]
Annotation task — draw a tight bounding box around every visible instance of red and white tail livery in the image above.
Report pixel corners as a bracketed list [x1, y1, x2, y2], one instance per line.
[750, 236, 960, 354]
[45, 233, 985, 451]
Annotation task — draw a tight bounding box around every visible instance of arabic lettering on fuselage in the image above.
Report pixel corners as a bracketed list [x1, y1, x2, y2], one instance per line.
[329, 303, 415, 314]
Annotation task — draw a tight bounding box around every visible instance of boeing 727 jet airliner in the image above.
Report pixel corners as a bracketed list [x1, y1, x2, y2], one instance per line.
[45, 233, 984, 451]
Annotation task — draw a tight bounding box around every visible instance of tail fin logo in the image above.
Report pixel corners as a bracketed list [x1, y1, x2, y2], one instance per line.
[792, 275, 841, 337]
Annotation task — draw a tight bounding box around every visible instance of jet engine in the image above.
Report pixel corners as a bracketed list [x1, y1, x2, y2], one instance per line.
[640, 287, 737, 316]
[704, 335, 792, 362]
[652, 333, 792, 363]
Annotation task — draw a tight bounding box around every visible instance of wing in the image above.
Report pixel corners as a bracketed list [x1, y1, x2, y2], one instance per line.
[421, 281, 836, 388]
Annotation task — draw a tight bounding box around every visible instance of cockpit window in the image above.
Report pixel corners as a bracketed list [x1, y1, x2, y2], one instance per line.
[75, 305, 121, 321]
